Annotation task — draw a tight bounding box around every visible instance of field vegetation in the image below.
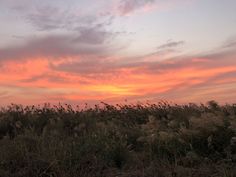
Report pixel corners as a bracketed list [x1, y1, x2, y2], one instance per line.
[0, 101, 236, 177]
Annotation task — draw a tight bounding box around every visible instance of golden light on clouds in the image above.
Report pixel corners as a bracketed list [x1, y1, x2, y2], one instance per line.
[0, 51, 235, 105]
[0, 0, 236, 105]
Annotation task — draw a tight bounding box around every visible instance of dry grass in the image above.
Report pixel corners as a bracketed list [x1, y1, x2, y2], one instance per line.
[0, 101, 235, 177]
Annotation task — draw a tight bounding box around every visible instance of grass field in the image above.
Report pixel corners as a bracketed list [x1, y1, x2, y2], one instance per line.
[0, 101, 236, 177]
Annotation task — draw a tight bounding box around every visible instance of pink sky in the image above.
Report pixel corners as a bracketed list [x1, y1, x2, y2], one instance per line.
[0, 0, 236, 105]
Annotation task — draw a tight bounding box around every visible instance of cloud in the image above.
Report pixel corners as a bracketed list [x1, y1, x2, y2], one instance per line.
[27, 6, 75, 31]
[157, 40, 185, 50]
[3, 0, 116, 41]
[0, 45, 236, 105]
[51, 46, 236, 77]
[51, 60, 113, 75]
[21, 73, 68, 83]
[0, 1, 121, 61]
[0, 33, 115, 61]
[2, 0, 235, 105]
[118, 0, 155, 15]
[75, 26, 113, 45]
[223, 37, 236, 49]
[27, 5, 101, 31]
[116, 0, 194, 16]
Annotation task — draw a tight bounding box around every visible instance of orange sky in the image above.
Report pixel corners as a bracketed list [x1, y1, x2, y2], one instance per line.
[0, 0, 236, 105]
[0, 49, 236, 105]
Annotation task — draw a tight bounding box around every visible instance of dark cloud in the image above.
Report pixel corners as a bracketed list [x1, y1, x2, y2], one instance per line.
[157, 40, 185, 50]
[27, 5, 99, 31]
[51, 46, 236, 76]
[0, 3, 121, 58]
[21, 73, 68, 83]
[5, 0, 117, 43]
[143, 48, 236, 74]
[1, 0, 125, 58]
[26, 9, 118, 45]
[75, 26, 113, 45]
[0, 34, 111, 61]
[27, 6, 72, 31]
[50, 57, 124, 76]
[118, 0, 155, 15]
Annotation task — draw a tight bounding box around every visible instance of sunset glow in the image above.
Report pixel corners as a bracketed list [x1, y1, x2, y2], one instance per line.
[0, 0, 236, 105]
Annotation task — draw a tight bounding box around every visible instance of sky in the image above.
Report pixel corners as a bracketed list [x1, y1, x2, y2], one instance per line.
[0, 0, 236, 105]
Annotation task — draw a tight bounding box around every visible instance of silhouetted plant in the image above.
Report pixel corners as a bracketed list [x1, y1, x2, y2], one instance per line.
[0, 101, 235, 177]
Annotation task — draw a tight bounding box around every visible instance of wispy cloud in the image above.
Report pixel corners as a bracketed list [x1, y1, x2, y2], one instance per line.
[118, 0, 155, 15]
[223, 37, 236, 49]
[0, 45, 236, 105]
[26, 5, 113, 32]
[115, 0, 194, 16]
[0, 0, 235, 105]
[0, 33, 116, 61]
[157, 40, 185, 50]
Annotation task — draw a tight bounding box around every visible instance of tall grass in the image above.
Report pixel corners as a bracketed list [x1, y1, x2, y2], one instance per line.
[0, 101, 236, 177]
